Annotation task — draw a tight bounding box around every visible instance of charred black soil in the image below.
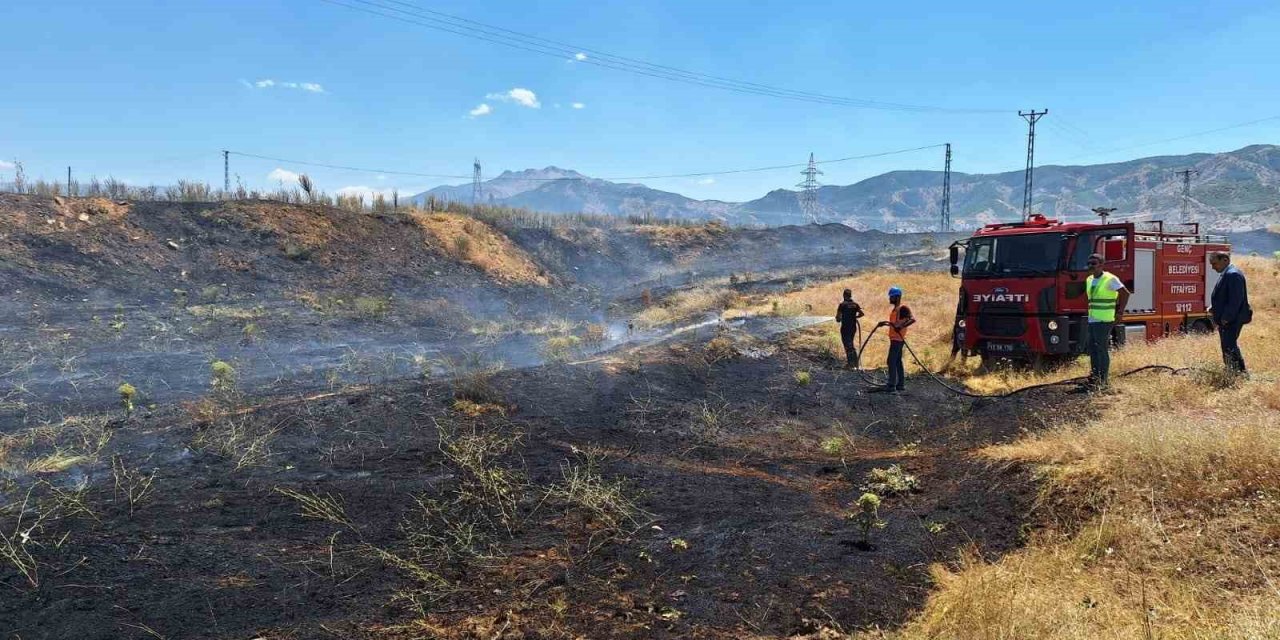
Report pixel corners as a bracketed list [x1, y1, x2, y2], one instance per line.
[0, 324, 1091, 639]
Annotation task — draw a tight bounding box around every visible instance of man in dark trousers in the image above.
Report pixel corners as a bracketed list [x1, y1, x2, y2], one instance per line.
[1078, 253, 1130, 393]
[1209, 251, 1251, 376]
[875, 286, 915, 393]
[835, 288, 864, 368]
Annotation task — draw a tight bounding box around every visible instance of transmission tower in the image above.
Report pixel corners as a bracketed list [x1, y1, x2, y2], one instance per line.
[796, 152, 823, 223]
[1175, 168, 1199, 219]
[472, 158, 482, 206]
[1018, 109, 1048, 220]
[940, 143, 952, 232]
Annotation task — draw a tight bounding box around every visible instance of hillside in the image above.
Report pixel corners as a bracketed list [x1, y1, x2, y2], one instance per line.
[0, 194, 949, 309]
[414, 145, 1280, 232]
[414, 167, 733, 221]
[742, 143, 1280, 232]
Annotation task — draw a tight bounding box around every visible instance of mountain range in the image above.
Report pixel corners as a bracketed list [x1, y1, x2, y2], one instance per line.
[413, 144, 1280, 232]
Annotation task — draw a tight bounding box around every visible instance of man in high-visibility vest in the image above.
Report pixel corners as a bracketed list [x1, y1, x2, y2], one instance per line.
[1080, 253, 1130, 392]
[874, 286, 915, 394]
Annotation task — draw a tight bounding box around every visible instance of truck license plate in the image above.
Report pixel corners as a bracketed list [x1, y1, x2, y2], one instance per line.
[986, 342, 1016, 353]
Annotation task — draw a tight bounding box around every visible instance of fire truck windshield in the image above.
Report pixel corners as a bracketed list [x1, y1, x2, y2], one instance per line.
[963, 233, 1064, 278]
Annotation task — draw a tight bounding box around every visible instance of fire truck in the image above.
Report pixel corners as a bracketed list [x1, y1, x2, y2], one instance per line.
[948, 214, 1230, 365]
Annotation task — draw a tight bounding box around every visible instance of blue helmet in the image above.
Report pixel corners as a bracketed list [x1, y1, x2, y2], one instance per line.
[888, 286, 903, 298]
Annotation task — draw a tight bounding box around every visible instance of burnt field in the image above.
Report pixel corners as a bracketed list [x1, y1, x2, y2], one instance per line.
[0, 317, 1075, 639]
[0, 194, 947, 421]
[1, 194, 996, 638]
[8, 195, 1272, 638]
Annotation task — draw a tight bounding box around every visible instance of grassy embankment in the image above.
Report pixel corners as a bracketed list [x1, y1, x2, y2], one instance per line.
[765, 258, 1280, 639]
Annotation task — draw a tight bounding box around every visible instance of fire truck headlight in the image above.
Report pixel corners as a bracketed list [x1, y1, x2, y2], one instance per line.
[957, 319, 966, 328]
[1048, 320, 1059, 331]
[1050, 335, 1061, 345]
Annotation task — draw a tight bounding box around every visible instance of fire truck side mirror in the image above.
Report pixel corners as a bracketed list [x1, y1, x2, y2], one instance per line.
[950, 264, 960, 277]
[949, 245, 960, 269]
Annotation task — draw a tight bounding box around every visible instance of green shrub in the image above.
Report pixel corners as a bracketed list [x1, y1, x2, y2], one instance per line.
[848, 492, 885, 545]
[820, 436, 845, 456]
[353, 296, 392, 319]
[794, 370, 812, 386]
[211, 361, 236, 394]
[863, 464, 919, 496]
[118, 383, 137, 416]
[282, 242, 313, 261]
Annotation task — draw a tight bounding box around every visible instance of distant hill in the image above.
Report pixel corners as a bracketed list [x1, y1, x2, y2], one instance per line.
[412, 167, 733, 221]
[411, 145, 1280, 232]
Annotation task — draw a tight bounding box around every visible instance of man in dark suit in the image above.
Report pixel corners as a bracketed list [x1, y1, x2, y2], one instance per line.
[1209, 252, 1251, 375]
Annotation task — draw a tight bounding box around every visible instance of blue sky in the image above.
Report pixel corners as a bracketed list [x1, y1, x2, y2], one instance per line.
[1, 0, 1278, 202]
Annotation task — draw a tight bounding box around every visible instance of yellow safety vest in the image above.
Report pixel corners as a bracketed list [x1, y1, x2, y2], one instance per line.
[1086, 272, 1121, 322]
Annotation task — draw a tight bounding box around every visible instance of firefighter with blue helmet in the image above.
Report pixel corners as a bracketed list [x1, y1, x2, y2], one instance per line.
[875, 286, 915, 393]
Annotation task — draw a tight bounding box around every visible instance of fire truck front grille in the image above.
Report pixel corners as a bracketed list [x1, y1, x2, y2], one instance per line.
[978, 304, 1027, 337]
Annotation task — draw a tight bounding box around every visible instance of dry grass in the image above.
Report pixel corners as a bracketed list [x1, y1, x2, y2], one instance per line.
[871, 257, 1280, 640]
[409, 211, 550, 286]
[743, 269, 960, 372]
[634, 287, 741, 328]
[634, 220, 728, 256]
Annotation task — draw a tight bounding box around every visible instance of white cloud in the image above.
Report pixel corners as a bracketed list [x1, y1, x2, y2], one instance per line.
[697, 178, 716, 185]
[0, 160, 14, 170]
[574, 52, 587, 61]
[468, 103, 493, 118]
[571, 102, 586, 110]
[486, 87, 540, 109]
[376, 175, 387, 182]
[268, 168, 300, 184]
[248, 79, 325, 93]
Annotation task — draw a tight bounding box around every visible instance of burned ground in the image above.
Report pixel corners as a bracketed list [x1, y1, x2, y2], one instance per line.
[0, 324, 1086, 639]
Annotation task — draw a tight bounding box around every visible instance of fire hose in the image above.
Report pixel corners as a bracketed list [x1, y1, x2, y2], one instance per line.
[844, 321, 1193, 399]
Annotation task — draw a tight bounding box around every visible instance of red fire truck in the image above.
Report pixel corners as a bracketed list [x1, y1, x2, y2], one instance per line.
[948, 214, 1230, 365]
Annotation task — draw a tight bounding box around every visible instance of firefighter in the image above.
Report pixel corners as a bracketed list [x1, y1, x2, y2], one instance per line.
[1209, 251, 1251, 376]
[874, 286, 914, 393]
[1079, 253, 1130, 392]
[835, 289, 864, 368]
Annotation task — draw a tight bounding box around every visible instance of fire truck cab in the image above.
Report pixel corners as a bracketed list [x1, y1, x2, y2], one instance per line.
[949, 214, 1229, 364]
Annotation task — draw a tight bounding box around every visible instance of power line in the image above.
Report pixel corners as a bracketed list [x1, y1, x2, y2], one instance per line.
[226, 151, 472, 179]
[1060, 115, 1280, 162]
[316, 0, 1006, 114]
[225, 143, 946, 183]
[613, 144, 946, 180]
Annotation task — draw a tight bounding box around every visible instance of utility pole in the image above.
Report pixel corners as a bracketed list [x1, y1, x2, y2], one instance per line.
[472, 158, 482, 206]
[1175, 169, 1199, 219]
[67, 166, 72, 196]
[796, 152, 823, 224]
[222, 150, 230, 195]
[1018, 109, 1048, 220]
[940, 143, 952, 232]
